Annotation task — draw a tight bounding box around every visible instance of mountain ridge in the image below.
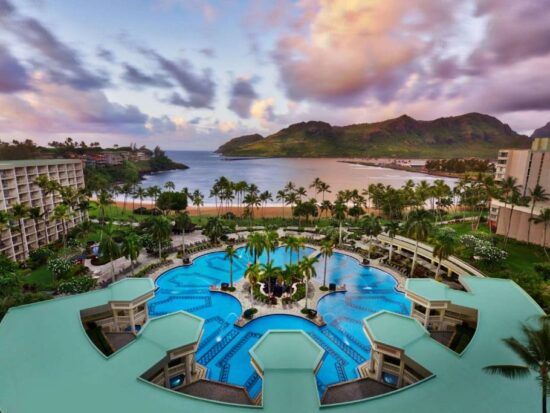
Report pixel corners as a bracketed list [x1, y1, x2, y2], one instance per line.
[216, 113, 531, 158]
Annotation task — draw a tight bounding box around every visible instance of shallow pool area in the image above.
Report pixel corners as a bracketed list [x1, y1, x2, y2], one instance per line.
[148, 247, 410, 398]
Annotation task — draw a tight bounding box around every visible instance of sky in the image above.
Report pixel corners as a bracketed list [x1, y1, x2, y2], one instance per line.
[0, 0, 549, 150]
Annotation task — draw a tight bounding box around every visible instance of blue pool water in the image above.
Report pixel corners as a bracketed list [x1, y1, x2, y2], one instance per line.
[148, 247, 410, 398]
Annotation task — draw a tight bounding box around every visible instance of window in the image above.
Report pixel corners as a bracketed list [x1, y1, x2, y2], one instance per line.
[384, 355, 401, 366]
[382, 372, 399, 386]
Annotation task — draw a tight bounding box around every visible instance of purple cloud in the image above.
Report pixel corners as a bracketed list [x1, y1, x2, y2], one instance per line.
[0, 0, 109, 90]
[228, 77, 258, 118]
[121, 63, 172, 88]
[143, 50, 216, 108]
[0, 45, 30, 93]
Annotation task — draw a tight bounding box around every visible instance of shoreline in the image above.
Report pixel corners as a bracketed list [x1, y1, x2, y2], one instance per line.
[339, 160, 463, 179]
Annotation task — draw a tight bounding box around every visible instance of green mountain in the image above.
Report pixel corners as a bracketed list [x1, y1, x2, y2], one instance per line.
[216, 113, 530, 158]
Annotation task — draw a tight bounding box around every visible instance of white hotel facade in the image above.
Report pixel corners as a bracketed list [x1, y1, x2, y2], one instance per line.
[0, 159, 86, 262]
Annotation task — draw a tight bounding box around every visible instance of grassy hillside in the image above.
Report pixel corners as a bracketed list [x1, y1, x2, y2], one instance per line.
[217, 113, 531, 158]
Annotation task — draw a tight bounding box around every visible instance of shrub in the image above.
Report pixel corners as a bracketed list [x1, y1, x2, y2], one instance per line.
[132, 260, 173, 278]
[0, 255, 18, 274]
[534, 263, 550, 282]
[243, 308, 258, 319]
[293, 283, 306, 301]
[28, 248, 53, 268]
[58, 276, 97, 294]
[459, 235, 507, 264]
[48, 258, 71, 280]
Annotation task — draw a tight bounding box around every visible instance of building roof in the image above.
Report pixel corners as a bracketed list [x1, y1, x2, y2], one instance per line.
[109, 278, 155, 302]
[140, 311, 203, 351]
[0, 159, 82, 168]
[250, 330, 323, 372]
[364, 311, 428, 350]
[0, 276, 545, 413]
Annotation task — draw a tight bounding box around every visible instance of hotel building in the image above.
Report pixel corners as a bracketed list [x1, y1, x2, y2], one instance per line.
[489, 137, 550, 246]
[0, 159, 86, 262]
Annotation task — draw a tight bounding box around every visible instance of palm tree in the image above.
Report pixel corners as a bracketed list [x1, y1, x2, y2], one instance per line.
[260, 261, 282, 298]
[28, 206, 43, 239]
[264, 230, 279, 264]
[224, 245, 238, 288]
[432, 229, 457, 280]
[135, 186, 147, 210]
[52, 204, 72, 249]
[530, 208, 550, 258]
[384, 221, 400, 263]
[484, 317, 550, 413]
[285, 235, 300, 266]
[10, 203, 29, 259]
[299, 256, 319, 309]
[97, 189, 113, 224]
[320, 239, 334, 288]
[100, 224, 121, 282]
[527, 185, 549, 245]
[246, 232, 265, 264]
[332, 200, 347, 245]
[120, 183, 133, 216]
[295, 236, 306, 262]
[121, 232, 141, 277]
[0, 210, 11, 249]
[34, 175, 56, 242]
[149, 216, 172, 260]
[204, 216, 224, 244]
[164, 181, 175, 192]
[245, 263, 261, 307]
[361, 215, 382, 259]
[403, 209, 434, 277]
[276, 190, 287, 218]
[174, 213, 190, 257]
[192, 189, 204, 216]
[319, 200, 332, 219]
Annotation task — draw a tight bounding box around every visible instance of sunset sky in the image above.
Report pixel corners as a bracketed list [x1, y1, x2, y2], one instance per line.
[0, 0, 549, 149]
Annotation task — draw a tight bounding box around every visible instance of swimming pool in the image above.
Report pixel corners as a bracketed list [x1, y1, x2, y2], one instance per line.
[148, 246, 410, 398]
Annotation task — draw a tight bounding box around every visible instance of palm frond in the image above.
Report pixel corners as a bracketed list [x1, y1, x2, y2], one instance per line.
[483, 365, 530, 379]
[503, 337, 540, 369]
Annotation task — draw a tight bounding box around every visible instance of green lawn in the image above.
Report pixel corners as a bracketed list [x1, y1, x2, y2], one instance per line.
[88, 202, 148, 222]
[23, 266, 54, 288]
[441, 222, 547, 278]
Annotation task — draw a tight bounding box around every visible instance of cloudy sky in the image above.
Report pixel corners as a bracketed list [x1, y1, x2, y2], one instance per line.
[1, 0, 549, 150]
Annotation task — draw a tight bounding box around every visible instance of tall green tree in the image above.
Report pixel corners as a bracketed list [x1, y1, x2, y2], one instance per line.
[10, 203, 29, 259]
[149, 216, 172, 260]
[332, 200, 347, 245]
[299, 256, 319, 309]
[246, 232, 265, 264]
[320, 239, 334, 288]
[245, 263, 261, 307]
[403, 209, 434, 277]
[432, 228, 457, 280]
[360, 214, 382, 259]
[384, 221, 400, 263]
[122, 232, 141, 277]
[52, 204, 72, 249]
[100, 224, 121, 282]
[285, 235, 300, 266]
[224, 245, 238, 288]
[530, 209, 550, 258]
[204, 216, 224, 244]
[484, 318, 550, 413]
[527, 185, 550, 245]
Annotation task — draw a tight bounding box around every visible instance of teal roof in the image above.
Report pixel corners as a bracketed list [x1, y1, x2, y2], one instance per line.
[140, 311, 203, 351]
[109, 278, 155, 301]
[405, 278, 455, 301]
[0, 275, 546, 413]
[0, 159, 82, 168]
[365, 311, 428, 350]
[250, 330, 323, 372]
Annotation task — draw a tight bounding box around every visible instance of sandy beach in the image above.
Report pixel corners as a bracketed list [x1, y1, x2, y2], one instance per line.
[113, 200, 300, 218]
